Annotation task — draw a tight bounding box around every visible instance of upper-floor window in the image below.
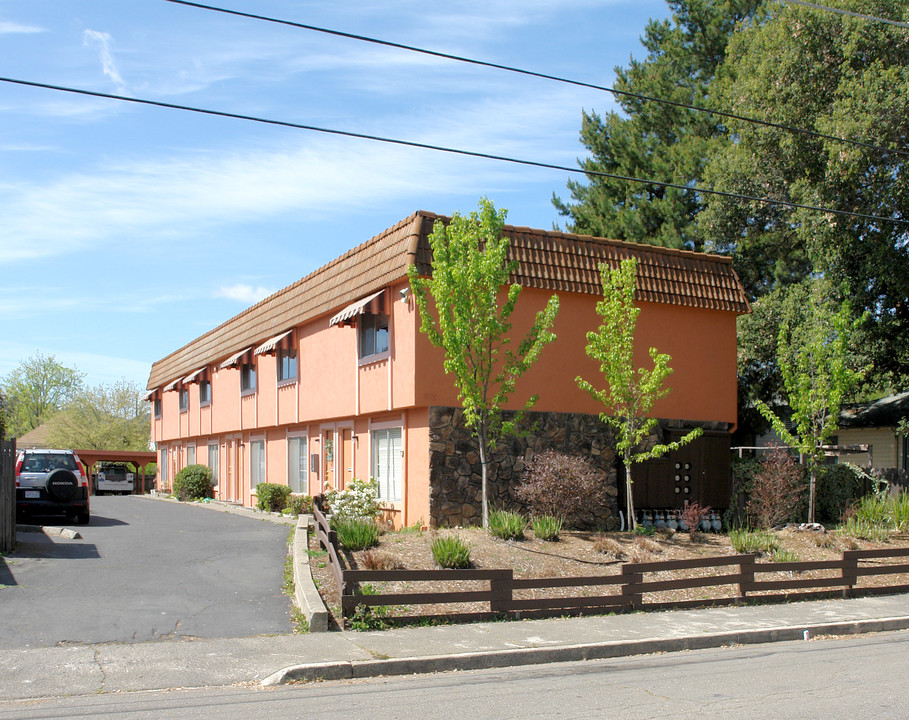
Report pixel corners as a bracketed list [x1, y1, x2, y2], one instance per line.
[199, 380, 212, 406]
[154, 398, 162, 418]
[278, 348, 297, 383]
[179, 388, 189, 412]
[359, 313, 389, 359]
[240, 362, 257, 394]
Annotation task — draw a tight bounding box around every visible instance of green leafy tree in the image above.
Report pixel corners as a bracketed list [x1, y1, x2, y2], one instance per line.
[45, 380, 150, 450]
[408, 199, 560, 528]
[553, 0, 762, 251]
[577, 258, 702, 529]
[755, 281, 864, 523]
[703, 0, 909, 386]
[1, 352, 85, 438]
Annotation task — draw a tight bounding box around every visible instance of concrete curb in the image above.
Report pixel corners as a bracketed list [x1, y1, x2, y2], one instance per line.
[293, 516, 330, 632]
[260, 615, 909, 685]
[16, 524, 81, 540]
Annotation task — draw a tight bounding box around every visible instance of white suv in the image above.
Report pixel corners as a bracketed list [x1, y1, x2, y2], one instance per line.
[15, 449, 91, 525]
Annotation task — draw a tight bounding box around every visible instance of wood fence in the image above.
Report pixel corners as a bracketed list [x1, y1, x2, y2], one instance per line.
[0, 438, 16, 553]
[312, 499, 909, 626]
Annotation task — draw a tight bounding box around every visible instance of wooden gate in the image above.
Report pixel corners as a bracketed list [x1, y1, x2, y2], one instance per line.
[0, 439, 16, 553]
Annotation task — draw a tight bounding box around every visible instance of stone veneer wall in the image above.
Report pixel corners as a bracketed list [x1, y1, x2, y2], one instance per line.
[428, 406, 620, 529]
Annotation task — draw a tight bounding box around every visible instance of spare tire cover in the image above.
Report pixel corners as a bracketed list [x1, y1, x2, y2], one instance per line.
[46, 468, 78, 502]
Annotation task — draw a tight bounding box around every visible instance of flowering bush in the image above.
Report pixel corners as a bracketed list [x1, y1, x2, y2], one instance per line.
[324, 477, 380, 519]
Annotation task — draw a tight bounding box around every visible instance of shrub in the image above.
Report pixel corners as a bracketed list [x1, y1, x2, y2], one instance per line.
[348, 584, 392, 631]
[332, 515, 381, 551]
[729, 528, 781, 556]
[592, 535, 625, 559]
[256, 482, 292, 512]
[746, 446, 807, 528]
[815, 465, 862, 524]
[431, 534, 472, 568]
[361, 549, 401, 570]
[284, 494, 314, 517]
[531, 515, 563, 541]
[172, 464, 213, 501]
[515, 451, 607, 526]
[325, 478, 380, 520]
[677, 501, 711, 540]
[489, 509, 526, 540]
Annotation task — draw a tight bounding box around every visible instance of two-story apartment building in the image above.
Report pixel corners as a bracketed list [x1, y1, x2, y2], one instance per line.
[147, 211, 750, 528]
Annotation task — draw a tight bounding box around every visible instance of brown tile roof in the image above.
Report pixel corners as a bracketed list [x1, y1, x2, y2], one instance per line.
[147, 211, 750, 389]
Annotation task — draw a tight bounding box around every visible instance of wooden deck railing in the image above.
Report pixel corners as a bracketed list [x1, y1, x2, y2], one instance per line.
[311, 501, 909, 626]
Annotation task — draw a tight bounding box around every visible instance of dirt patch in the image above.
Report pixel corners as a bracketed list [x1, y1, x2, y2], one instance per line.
[308, 525, 909, 627]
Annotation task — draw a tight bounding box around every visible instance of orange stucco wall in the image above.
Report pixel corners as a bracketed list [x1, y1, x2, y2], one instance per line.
[151, 279, 740, 524]
[412, 286, 738, 426]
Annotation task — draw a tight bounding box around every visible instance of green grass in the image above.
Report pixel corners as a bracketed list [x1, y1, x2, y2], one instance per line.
[331, 516, 381, 551]
[729, 528, 781, 556]
[489, 509, 526, 540]
[531, 515, 563, 541]
[431, 534, 472, 568]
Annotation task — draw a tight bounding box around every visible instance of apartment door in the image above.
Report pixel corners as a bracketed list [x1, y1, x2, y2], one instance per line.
[225, 438, 239, 502]
[323, 431, 335, 491]
[340, 428, 353, 489]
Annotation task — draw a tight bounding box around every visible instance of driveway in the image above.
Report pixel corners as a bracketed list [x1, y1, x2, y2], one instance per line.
[0, 496, 293, 648]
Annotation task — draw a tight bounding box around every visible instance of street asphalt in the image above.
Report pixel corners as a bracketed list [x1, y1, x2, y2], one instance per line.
[2, 496, 909, 702]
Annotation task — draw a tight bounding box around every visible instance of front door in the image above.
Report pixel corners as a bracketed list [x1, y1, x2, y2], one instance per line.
[340, 428, 353, 489]
[323, 432, 335, 491]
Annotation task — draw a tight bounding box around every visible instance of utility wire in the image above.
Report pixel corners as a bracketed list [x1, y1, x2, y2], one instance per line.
[163, 0, 909, 160]
[2, 76, 905, 227]
[780, 0, 909, 28]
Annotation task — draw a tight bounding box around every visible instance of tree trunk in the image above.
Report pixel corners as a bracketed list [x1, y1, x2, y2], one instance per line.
[478, 426, 489, 528]
[625, 462, 636, 531]
[808, 466, 816, 524]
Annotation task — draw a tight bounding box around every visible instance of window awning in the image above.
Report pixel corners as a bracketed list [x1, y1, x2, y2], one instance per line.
[219, 347, 252, 369]
[162, 380, 180, 392]
[141, 389, 157, 401]
[254, 329, 293, 356]
[329, 289, 386, 327]
[182, 367, 207, 384]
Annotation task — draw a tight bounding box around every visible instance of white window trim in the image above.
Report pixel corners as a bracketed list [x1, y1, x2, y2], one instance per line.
[287, 430, 308, 495]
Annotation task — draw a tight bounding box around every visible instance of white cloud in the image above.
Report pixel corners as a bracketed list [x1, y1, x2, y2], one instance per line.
[83, 29, 127, 94]
[215, 284, 276, 304]
[0, 21, 44, 34]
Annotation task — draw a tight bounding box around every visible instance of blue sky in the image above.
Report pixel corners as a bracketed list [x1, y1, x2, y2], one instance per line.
[1, 0, 671, 390]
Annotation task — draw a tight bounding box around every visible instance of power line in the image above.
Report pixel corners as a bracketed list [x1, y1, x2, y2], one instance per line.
[780, 0, 909, 28]
[163, 0, 909, 160]
[3, 75, 905, 227]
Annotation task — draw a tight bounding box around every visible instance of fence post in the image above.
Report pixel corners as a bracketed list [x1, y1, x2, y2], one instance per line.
[489, 569, 513, 615]
[842, 550, 858, 597]
[621, 563, 644, 611]
[0, 439, 16, 554]
[739, 554, 756, 598]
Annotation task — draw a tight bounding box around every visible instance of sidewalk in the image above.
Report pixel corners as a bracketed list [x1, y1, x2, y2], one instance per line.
[3, 592, 909, 700]
[3, 497, 909, 701]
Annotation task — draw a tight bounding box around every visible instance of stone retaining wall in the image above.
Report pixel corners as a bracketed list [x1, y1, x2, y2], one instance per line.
[428, 407, 620, 529]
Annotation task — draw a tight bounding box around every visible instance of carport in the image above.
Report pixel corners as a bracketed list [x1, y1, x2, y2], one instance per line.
[74, 450, 157, 495]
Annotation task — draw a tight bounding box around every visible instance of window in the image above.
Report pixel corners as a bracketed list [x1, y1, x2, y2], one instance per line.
[208, 443, 219, 485]
[288, 435, 307, 493]
[154, 398, 162, 418]
[250, 439, 265, 487]
[372, 427, 402, 502]
[359, 313, 389, 359]
[199, 380, 211, 406]
[240, 362, 257, 394]
[187, 445, 196, 466]
[278, 348, 297, 383]
[179, 388, 189, 412]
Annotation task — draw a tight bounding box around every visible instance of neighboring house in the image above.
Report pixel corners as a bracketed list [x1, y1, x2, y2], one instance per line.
[837, 392, 909, 470]
[147, 211, 750, 528]
[16, 423, 52, 449]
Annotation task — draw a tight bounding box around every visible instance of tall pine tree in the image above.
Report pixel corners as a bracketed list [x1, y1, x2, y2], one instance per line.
[553, 0, 762, 251]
